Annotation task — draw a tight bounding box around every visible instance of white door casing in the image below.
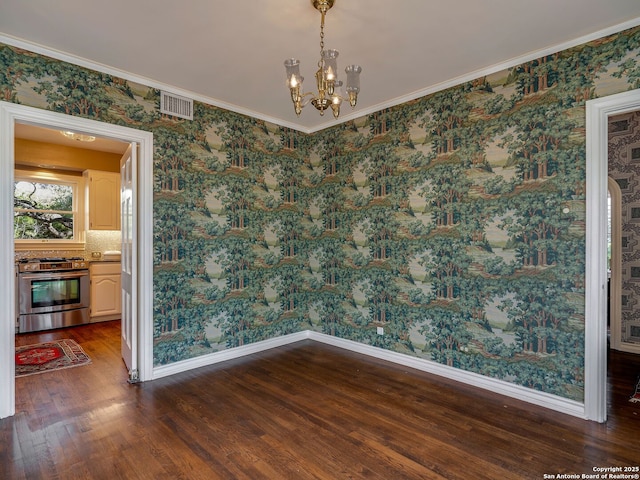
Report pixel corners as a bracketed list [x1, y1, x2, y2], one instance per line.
[0, 102, 153, 419]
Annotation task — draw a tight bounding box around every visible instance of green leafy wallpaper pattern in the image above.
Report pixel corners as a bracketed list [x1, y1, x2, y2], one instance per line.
[3, 25, 640, 402]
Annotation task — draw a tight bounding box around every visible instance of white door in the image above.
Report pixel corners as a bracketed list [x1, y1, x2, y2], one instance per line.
[120, 143, 138, 381]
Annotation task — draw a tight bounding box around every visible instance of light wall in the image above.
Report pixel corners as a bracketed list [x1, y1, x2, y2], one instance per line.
[15, 138, 121, 172]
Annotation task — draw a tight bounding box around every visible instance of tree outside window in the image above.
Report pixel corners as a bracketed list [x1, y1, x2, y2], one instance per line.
[14, 171, 82, 243]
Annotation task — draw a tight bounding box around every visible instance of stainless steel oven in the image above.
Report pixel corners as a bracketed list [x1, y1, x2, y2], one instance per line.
[17, 257, 89, 333]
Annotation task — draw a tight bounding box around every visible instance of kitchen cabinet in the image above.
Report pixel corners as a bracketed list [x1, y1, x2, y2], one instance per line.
[90, 262, 121, 320]
[84, 170, 120, 230]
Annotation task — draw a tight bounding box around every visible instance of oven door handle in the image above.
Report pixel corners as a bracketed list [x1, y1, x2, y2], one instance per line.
[19, 270, 88, 281]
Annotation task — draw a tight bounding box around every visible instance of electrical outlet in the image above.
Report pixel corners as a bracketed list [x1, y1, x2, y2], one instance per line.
[376, 326, 384, 335]
[91, 251, 101, 259]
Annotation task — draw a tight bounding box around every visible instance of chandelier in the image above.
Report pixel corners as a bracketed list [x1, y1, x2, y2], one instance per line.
[284, 0, 362, 119]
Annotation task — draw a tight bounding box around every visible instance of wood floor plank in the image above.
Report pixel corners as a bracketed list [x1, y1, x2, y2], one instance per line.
[3, 321, 640, 478]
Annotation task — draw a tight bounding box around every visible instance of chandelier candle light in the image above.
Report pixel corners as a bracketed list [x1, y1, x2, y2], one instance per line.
[284, 0, 362, 119]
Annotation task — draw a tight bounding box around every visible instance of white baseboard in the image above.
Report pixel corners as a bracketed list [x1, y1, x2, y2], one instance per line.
[152, 331, 310, 380]
[612, 341, 640, 355]
[308, 332, 586, 419]
[151, 329, 586, 419]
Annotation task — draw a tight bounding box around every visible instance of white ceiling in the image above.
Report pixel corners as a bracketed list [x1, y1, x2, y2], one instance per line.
[2, 0, 640, 133]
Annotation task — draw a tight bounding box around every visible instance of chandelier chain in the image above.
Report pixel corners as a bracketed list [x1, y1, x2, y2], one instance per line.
[318, 10, 326, 68]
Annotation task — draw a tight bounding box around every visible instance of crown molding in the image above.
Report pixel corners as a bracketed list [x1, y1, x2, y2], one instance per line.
[305, 16, 640, 133]
[3, 15, 640, 135]
[0, 33, 309, 133]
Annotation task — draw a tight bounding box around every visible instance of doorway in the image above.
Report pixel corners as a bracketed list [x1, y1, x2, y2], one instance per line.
[608, 178, 623, 350]
[586, 89, 640, 422]
[0, 102, 154, 419]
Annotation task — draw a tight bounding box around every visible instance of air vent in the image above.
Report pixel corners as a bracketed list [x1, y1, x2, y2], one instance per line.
[160, 91, 193, 120]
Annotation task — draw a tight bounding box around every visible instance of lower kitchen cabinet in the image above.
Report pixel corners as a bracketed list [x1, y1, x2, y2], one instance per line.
[90, 262, 121, 320]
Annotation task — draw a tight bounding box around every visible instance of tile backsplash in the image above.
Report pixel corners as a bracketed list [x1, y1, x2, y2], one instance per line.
[15, 230, 121, 261]
[85, 230, 121, 260]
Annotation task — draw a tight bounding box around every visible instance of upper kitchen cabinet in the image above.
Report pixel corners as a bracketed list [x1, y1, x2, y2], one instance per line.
[84, 170, 120, 230]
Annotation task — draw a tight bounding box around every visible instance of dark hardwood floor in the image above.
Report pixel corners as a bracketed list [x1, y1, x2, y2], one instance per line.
[2, 321, 640, 479]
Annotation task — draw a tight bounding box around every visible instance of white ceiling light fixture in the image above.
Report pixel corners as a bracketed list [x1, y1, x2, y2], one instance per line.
[61, 130, 96, 142]
[284, 0, 362, 119]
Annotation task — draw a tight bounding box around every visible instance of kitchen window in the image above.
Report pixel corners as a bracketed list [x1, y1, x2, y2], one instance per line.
[13, 170, 85, 248]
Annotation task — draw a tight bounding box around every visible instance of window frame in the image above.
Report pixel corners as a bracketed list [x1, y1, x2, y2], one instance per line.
[13, 169, 86, 250]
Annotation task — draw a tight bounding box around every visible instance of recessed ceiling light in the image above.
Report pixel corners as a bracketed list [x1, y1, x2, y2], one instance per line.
[61, 130, 96, 142]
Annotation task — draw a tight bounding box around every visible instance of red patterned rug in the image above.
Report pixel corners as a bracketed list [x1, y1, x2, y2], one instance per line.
[15, 339, 91, 377]
[631, 376, 640, 403]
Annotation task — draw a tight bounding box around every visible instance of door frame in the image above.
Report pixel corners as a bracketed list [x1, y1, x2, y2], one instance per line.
[0, 102, 154, 419]
[585, 88, 640, 422]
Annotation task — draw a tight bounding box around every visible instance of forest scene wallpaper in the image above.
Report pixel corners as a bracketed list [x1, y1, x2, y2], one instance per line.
[3, 25, 640, 402]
